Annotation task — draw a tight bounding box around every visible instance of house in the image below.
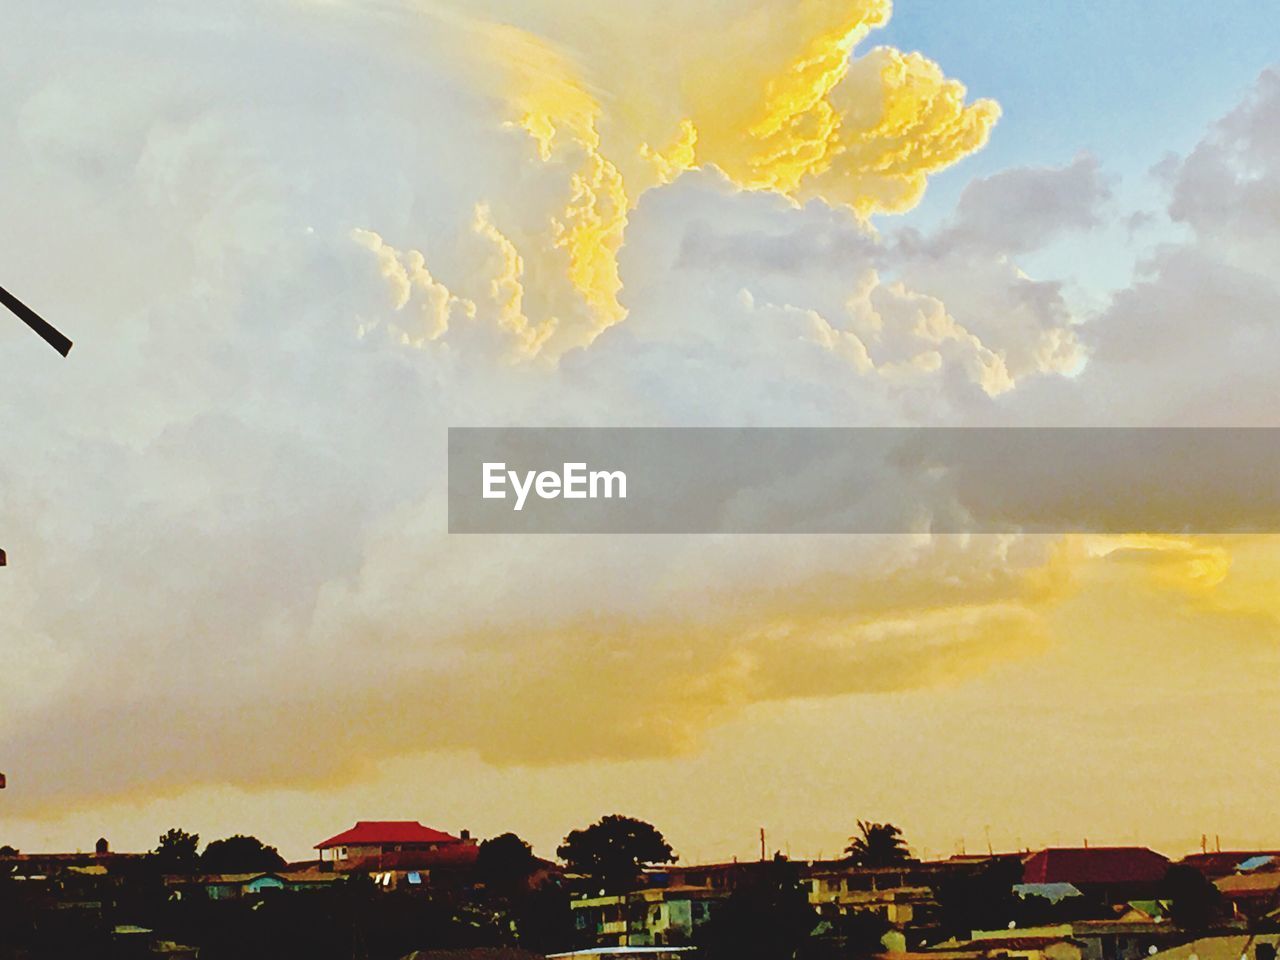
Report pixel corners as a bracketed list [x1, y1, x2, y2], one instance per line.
[964, 927, 1085, 960]
[570, 886, 726, 947]
[1021, 849, 1171, 903]
[315, 820, 478, 874]
[805, 863, 935, 924]
[959, 918, 1185, 960]
[548, 948, 697, 960]
[0, 837, 149, 878]
[1064, 919, 1185, 960]
[1147, 934, 1280, 960]
[166, 868, 345, 900]
[1214, 869, 1280, 919]
[1177, 853, 1280, 881]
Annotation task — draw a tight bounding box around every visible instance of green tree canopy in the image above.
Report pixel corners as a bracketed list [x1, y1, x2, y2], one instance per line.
[844, 821, 912, 867]
[200, 834, 286, 874]
[153, 828, 200, 873]
[557, 815, 675, 893]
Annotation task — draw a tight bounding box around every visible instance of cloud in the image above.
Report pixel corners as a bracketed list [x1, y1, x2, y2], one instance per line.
[4, 0, 1280, 829]
[924, 153, 1113, 257]
[1064, 67, 1280, 426]
[343, 0, 999, 359]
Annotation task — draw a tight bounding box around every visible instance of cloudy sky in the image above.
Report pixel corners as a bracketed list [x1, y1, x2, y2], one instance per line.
[2, 0, 1280, 863]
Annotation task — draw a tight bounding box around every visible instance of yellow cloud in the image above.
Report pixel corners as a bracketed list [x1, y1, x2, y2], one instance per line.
[355, 0, 1000, 359]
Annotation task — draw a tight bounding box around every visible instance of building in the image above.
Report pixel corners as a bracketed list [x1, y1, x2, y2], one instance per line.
[1148, 934, 1280, 960]
[967, 927, 1085, 960]
[314, 820, 478, 874]
[165, 868, 345, 901]
[548, 948, 696, 960]
[950, 917, 1188, 960]
[1214, 869, 1280, 920]
[1177, 853, 1280, 881]
[805, 863, 936, 924]
[1021, 849, 1171, 903]
[571, 886, 726, 947]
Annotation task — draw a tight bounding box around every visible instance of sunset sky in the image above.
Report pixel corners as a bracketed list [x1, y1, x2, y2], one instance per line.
[3, 1, 1280, 864]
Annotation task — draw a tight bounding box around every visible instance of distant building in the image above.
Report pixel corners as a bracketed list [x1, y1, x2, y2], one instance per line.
[1177, 853, 1280, 880]
[965, 927, 1085, 960]
[1021, 848, 1171, 903]
[955, 919, 1186, 960]
[1148, 934, 1280, 960]
[571, 886, 726, 947]
[1214, 869, 1280, 920]
[805, 862, 936, 924]
[165, 868, 345, 901]
[314, 820, 478, 874]
[548, 948, 696, 960]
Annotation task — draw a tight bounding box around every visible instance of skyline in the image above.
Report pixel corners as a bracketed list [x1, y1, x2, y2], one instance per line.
[3, 1, 1280, 867]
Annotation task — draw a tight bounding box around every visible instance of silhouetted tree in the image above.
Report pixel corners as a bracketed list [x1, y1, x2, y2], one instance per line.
[0, 845, 18, 857]
[154, 827, 201, 873]
[836, 909, 892, 958]
[479, 832, 538, 895]
[558, 815, 676, 893]
[200, 835, 286, 874]
[513, 882, 576, 953]
[932, 858, 1023, 938]
[1164, 865, 1226, 932]
[845, 821, 912, 867]
[697, 855, 818, 960]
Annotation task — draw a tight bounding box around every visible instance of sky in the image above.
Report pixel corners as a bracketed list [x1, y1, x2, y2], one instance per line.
[2, 0, 1280, 864]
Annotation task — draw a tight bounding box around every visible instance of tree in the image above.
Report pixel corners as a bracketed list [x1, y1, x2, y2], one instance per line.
[697, 855, 818, 960]
[932, 858, 1023, 939]
[1164, 865, 1225, 932]
[153, 828, 201, 873]
[557, 815, 676, 893]
[0, 845, 18, 857]
[478, 832, 537, 895]
[844, 821, 912, 867]
[836, 910, 893, 959]
[513, 882, 576, 954]
[200, 835, 286, 874]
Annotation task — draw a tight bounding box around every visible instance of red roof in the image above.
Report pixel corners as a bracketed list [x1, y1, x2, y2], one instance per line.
[1022, 847, 1170, 886]
[315, 821, 461, 850]
[1179, 852, 1280, 879]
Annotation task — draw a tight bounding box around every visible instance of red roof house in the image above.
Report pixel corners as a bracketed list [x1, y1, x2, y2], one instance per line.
[316, 821, 475, 874]
[1022, 848, 1170, 899]
[317, 821, 462, 850]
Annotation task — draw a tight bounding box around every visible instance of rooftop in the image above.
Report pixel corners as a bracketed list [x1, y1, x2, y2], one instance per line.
[315, 821, 462, 850]
[1022, 847, 1170, 886]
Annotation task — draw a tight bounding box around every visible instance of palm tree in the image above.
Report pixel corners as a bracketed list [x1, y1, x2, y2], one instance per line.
[845, 820, 912, 866]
